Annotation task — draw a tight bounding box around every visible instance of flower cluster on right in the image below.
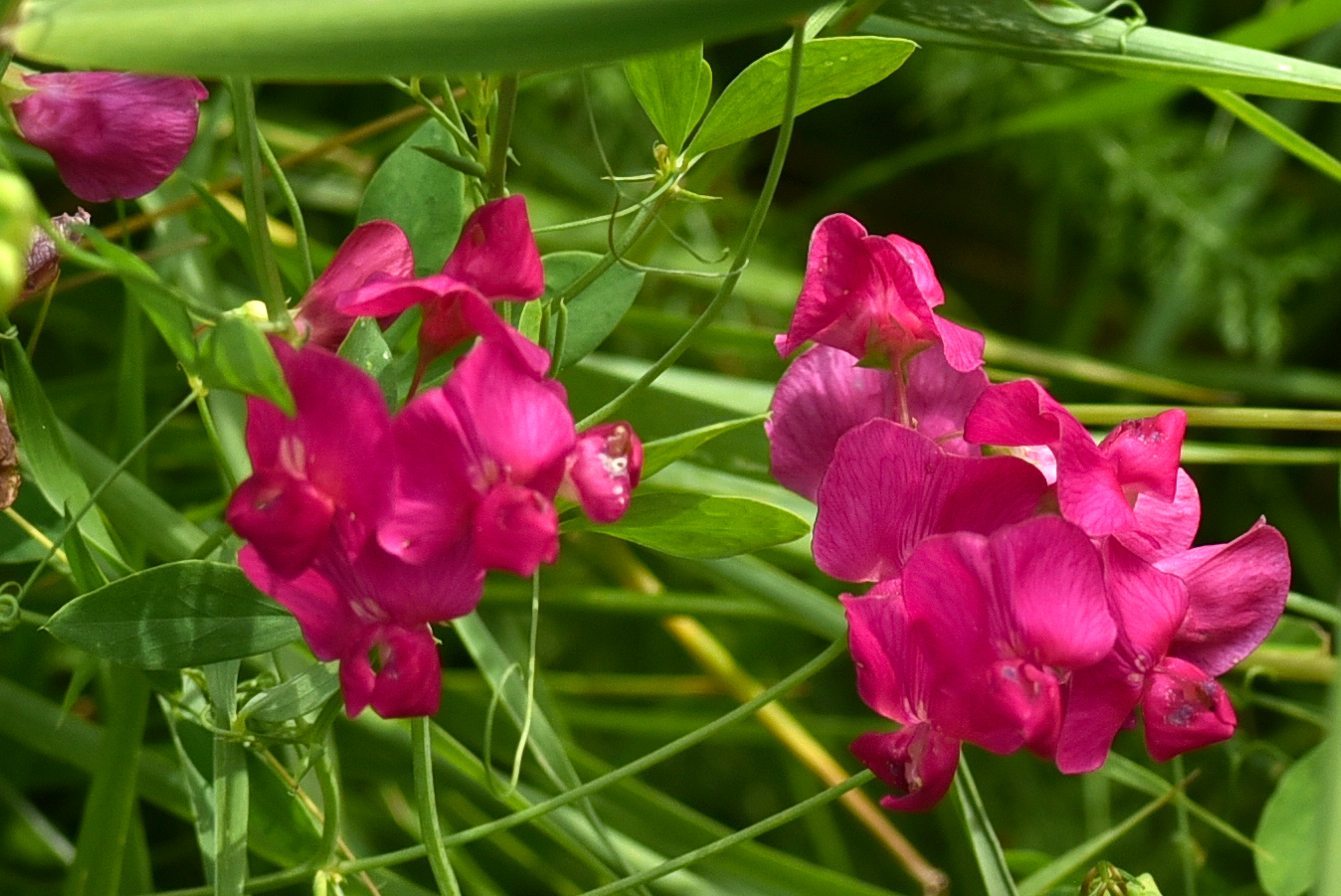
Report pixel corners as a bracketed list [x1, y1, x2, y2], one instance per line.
[768, 214, 1291, 811]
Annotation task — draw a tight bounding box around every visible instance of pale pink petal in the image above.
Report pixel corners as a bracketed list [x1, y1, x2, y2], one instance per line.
[442, 196, 545, 301]
[14, 72, 207, 202]
[767, 346, 891, 501]
[1159, 520, 1291, 677]
[565, 422, 643, 523]
[850, 725, 961, 813]
[813, 420, 1046, 582]
[1142, 657, 1236, 761]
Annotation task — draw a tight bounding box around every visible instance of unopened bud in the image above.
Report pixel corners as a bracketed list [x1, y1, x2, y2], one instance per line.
[0, 171, 39, 310]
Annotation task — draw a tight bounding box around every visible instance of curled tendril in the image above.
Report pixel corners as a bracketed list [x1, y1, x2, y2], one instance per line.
[1022, 0, 1148, 53]
[0, 586, 22, 633]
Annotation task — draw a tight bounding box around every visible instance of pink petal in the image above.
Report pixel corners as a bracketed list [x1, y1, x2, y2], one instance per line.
[339, 647, 376, 718]
[350, 538, 484, 626]
[1141, 657, 1236, 761]
[14, 72, 207, 203]
[885, 234, 944, 307]
[1118, 468, 1201, 562]
[767, 346, 892, 501]
[843, 581, 924, 726]
[775, 214, 886, 358]
[450, 333, 575, 495]
[930, 317, 986, 374]
[565, 422, 643, 523]
[813, 420, 1046, 582]
[442, 196, 545, 301]
[472, 482, 559, 576]
[296, 221, 415, 349]
[238, 545, 364, 662]
[905, 347, 989, 455]
[1099, 409, 1186, 500]
[226, 469, 334, 576]
[1055, 658, 1142, 774]
[335, 271, 467, 318]
[368, 626, 444, 719]
[986, 658, 1063, 758]
[1159, 520, 1291, 677]
[990, 516, 1114, 669]
[850, 725, 961, 813]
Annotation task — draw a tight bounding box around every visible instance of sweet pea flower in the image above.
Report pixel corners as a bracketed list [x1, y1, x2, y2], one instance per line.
[965, 379, 1199, 556]
[811, 418, 1047, 583]
[337, 196, 544, 377]
[293, 220, 415, 350]
[774, 214, 983, 371]
[10, 71, 207, 203]
[226, 340, 394, 576]
[767, 343, 987, 501]
[1057, 522, 1290, 770]
[562, 422, 644, 524]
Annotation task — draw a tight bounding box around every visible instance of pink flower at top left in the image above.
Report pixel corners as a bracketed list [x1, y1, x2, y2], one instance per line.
[7, 70, 207, 202]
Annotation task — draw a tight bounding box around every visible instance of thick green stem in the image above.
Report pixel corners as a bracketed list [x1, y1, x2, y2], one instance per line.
[311, 739, 342, 870]
[411, 717, 462, 896]
[226, 78, 288, 327]
[207, 661, 248, 896]
[485, 74, 519, 199]
[578, 25, 807, 428]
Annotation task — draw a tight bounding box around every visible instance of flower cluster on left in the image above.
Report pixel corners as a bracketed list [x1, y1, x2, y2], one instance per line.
[226, 198, 644, 719]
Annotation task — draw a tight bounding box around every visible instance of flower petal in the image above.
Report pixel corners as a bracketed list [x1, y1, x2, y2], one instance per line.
[13, 72, 207, 202]
[1142, 657, 1236, 762]
[296, 220, 415, 349]
[775, 214, 886, 358]
[369, 626, 444, 718]
[226, 468, 334, 576]
[565, 422, 643, 523]
[843, 581, 924, 725]
[442, 196, 545, 300]
[473, 482, 559, 576]
[1159, 519, 1291, 677]
[850, 725, 961, 813]
[1099, 409, 1186, 501]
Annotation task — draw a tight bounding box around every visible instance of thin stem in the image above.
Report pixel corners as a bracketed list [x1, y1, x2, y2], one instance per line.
[578, 24, 807, 428]
[312, 738, 342, 870]
[226, 77, 288, 327]
[578, 772, 875, 896]
[384, 77, 476, 154]
[255, 127, 313, 290]
[195, 393, 239, 492]
[509, 573, 542, 789]
[1170, 755, 1199, 896]
[14, 389, 199, 605]
[147, 639, 847, 895]
[1070, 404, 1341, 432]
[411, 717, 463, 896]
[3, 507, 69, 570]
[485, 74, 519, 199]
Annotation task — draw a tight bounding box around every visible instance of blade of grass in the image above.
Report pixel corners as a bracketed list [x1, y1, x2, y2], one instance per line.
[953, 758, 1018, 896]
[1202, 88, 1341, 183]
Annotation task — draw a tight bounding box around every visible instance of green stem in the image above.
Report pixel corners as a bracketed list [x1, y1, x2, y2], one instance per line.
[1170, 756, 1198, 896]
[955, 757, 1019, 896]
[312, 739, 342, 870]
[411, 717, 463, 896]
[207, 661, 248, 896]
[485, 74, 519, 199]
[15, 389, 200, 604]
[1070, 404, 1341, 432]
[255, 127, 313, 290]
[578, 771, 875, 896]
[577, 24, 807, 428]
[226, 78, 288, 327]
[508, 573, 542, 789]
[384, 77, 477, 155]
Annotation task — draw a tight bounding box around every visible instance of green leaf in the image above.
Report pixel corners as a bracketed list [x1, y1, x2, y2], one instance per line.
[1255, 743, 1328, 896]
[1201, 89, 1341, 184]
[545, 251, 645, 370]
[688, 36, 916, 156]
[338, 316, 394, 379]
[13, 0, 823, 79]
[641, 414, 766, 480]
[241, 662, 339, 724]
[866, 0, 1341, 102]
[573, 492, 809, 559]
[45, 561, 300, 669]
[954, 759, 1020, 896]
[358, 119, 467, 275]
[197, 316, 295, 414]
[625, 43, 712, 153]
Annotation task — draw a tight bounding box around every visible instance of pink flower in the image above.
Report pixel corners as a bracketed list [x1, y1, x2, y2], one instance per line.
[562, 422, 644, 524]
[227, 341, 485, 718]
[12, 72, 207, 203]
[965, 379, 1199, 556]
[1056, 522, 1290, 770]
[293, 220, 415, 350]
[225, 340, 394, 576]
[337, 196, 544, 370]
[767, 344, 987, 501]
[774, 214, 983, 371]
[811, 419, 1046, 583]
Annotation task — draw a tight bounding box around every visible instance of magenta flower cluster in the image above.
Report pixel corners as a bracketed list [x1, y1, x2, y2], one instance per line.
[768, 214, 1291, 811]
[227, 198, 643, 719]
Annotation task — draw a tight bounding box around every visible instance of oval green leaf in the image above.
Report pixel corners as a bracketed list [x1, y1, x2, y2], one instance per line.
[358, 119, 467, 275]
[574, 492, 809, 559]
[45, 561, 301, 669]
[13, 0, 821, 80]
[625, 43, 712, 153]
[688, 36, 917, 157]
[545, 251, 645, 370]
[1255, 743, 1327, 896]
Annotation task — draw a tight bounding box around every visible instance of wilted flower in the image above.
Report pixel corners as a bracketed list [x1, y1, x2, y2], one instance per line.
[10, 71, 208, 203]
[23, 209, 91, 299]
